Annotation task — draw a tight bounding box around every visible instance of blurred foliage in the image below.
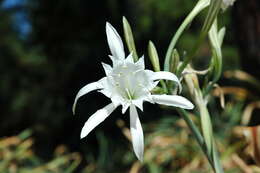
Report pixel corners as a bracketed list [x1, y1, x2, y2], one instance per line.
[0, 130, 81, 173]
[0, 0, 259, 172]
[2, 115, 260, 172]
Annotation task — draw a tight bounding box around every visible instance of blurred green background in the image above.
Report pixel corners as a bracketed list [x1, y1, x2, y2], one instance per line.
[0, 0, 259, 172]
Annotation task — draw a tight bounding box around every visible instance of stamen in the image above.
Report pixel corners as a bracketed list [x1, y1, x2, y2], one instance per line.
[125, 88, 132, 100]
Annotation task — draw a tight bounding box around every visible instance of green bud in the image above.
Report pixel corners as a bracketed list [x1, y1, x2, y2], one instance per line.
[148, 41, 160, 72]
[170, 49, 180, 73]
[122, 16, 138, 62]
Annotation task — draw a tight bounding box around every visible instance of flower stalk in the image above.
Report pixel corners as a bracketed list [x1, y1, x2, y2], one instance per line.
[164, 0, 210, 72]
[184, 66, 224, 172]
[176, 0, 222, 76]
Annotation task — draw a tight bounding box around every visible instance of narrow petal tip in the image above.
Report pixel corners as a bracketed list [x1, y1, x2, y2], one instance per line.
[185, 101, 194, 110]
[80, 129, 87, 139]
[137, 153, 144, 162]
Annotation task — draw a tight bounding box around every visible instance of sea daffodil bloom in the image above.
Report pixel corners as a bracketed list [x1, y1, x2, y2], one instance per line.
[73, 22, 194, 161]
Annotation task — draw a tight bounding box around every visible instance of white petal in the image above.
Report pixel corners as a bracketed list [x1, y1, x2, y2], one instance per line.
[132, 99, 143, 111]
[152, 94, 194, 109]
[130, 105, 144, 162]
[152, 71, 182, 92]
[111, 95, 124, 107]
[135, 56, 145, 69]
[72, 80, 104, 114]
[99, 89, 111, 98]
[109, 55, 120, 67]
[122, 102, 131, 114]
[106, 22, 125, 59]
[101, 62, 112, 76]
[80, 103, 117, 139]
[125, 53, 134, 63]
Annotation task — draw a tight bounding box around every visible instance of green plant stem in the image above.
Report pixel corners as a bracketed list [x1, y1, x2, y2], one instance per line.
[164, 0, 210, 71]
[176, 0, 222, 77]
[177, 109, 214, 169]
[203, 81, 214, 96]
[212, 142, 224, 173]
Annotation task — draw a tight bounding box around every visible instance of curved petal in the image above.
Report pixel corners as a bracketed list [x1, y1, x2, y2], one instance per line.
[130, 105, 144, 162]
[152, 71, 182, 92]
[80, 103, 117, 139]
[72, 80, 103, 114]
[152, 94, 194, 109]
[106, 22, 125, 59]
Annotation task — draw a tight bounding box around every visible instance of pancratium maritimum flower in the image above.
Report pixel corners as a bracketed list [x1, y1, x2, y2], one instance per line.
[73, 22, 194, 161]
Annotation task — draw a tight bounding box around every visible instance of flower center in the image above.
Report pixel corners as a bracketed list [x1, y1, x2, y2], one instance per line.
[111, 63, 148, 101]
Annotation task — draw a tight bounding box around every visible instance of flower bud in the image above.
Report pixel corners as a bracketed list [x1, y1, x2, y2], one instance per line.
[148, 41, 160, 72]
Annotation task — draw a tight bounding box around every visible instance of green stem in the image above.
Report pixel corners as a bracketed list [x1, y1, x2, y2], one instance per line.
[177, 109, 214, 169]
[212, 142, 224, 173]
[176, 0, 222, 77]
[203, 81, 215, 96]
[164, 0, 210, 71]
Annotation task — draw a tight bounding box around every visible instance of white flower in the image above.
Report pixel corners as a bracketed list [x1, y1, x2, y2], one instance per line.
[73, 22, 194, 161]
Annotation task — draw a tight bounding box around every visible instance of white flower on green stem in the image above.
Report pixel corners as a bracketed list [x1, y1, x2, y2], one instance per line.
[72, 22, 194, 161]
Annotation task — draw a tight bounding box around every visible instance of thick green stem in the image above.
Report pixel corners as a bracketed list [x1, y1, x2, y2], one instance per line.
[177, 109, 214, 169]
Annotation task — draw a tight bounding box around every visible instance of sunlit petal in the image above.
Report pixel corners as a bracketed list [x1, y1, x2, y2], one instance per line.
[152, 94, 194, 109]
[80, 103, 117, 139]
[152, 71, 182, 92]
[130, 105, 144, 162]
[106, 22, 125, 59]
